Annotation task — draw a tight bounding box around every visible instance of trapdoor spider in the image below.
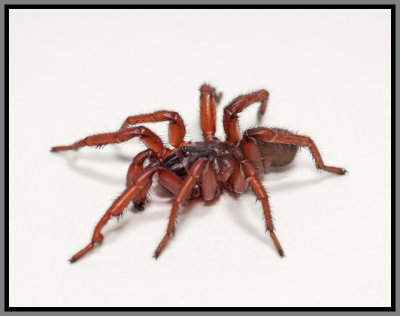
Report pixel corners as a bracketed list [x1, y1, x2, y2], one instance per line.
[51, 84, 346, 262]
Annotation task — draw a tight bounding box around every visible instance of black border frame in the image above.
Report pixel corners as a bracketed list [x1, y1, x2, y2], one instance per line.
[4, 4, 396, 312]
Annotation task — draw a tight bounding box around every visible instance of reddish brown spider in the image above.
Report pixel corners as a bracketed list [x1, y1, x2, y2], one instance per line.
[51, 84, 346, 262]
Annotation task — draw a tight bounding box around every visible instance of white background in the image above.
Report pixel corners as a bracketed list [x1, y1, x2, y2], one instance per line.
[9, 9, 391, 307]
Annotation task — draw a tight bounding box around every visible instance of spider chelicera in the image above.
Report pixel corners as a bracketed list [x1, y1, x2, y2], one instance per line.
[51, 84, 346, 262]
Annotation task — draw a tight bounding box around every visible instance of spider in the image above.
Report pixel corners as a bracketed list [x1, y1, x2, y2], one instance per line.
[51, 84, 346, 262]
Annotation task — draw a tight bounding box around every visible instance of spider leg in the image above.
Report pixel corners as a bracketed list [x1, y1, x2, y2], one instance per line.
[241, 134, 264, 175]
[231, 165, 249, 193]
[119, 111, 186, 148]
[69, 166, 163, 263]
[200, 160, 219, 200]
[125, 149, 157, 210]
[158, 169, 185, 196]
[223, 89, 269, 144]
[138, 166, 205, 210]
[200, 84, 222, 142]
[51, 126, 171, 158]
[132, 163, 186, 211]
[126, 146, 190, 210]
[154, 157, 209, 259]
[126, 149, 156, 186]
[243, 128, 347, 174]
[130, 182, 152, 211]
[241, 160, 284, 257]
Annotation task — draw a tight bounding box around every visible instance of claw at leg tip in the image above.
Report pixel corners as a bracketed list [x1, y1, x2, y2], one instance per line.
[50, 146, 64, 152]
[69, 257, 76, 264]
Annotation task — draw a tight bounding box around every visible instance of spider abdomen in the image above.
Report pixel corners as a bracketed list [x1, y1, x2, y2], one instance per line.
[256, 128, 298, 169]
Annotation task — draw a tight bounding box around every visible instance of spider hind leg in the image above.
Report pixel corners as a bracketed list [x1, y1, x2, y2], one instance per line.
[243, 127, 347, 175]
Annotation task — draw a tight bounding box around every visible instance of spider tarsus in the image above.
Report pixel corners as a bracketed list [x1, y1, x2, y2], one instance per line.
[153, 252, 160, 259]
[278, 249, 285, 257]
[50, 146, 73, 152]
[50, 146, 62, 152]
[323, 166, 348, 175]
[69, 257, 76, 264]
[334, 168, 348, 175]
[134, 202, 145, 211]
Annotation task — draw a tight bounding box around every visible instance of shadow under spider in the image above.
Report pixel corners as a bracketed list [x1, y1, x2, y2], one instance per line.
[54, 146, 138, 185]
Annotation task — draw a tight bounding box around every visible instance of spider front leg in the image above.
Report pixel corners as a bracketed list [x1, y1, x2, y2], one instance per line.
[119, 110, 186, 148]
[223, 89, 270, 144]
[200, 84, 222, 142]
[51, 126, 170, 158]
[243, 128, 347, 174]
[69, 166, 163, 263]
[154, 157, 209, 259]
[241, 160, 284, 257]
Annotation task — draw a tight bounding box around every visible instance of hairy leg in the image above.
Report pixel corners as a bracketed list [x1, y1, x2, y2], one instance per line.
[241, 160, 284, 257]
[231, 164, 248, 193]
[223, 89, 269, 144]
[154, 157, 209, 258]
[200, 84, 222, 142]
[126, 149, 156, 186]
[69, 166, 163, 263]
[200, 161, 219, 201]
[158, 169, 184, 195]
[241, 134, 264, 175]
[51, 126, 171, 158]
[134, 168, 187, 211]
[119, 110, 186, 148]
[243, 128, 347, 174]
[125, 149, 157, 210]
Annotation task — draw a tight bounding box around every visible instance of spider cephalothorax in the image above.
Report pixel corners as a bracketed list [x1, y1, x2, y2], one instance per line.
[51, 84, 346, 262]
